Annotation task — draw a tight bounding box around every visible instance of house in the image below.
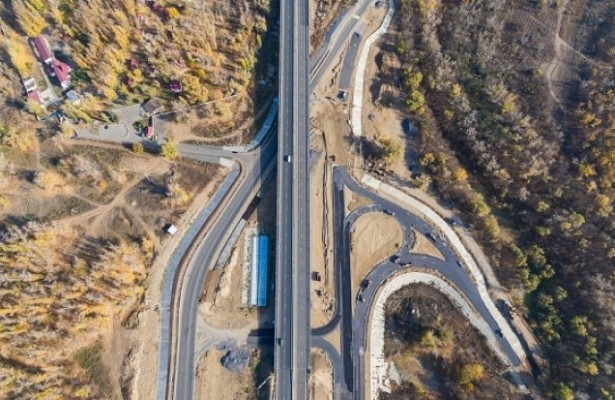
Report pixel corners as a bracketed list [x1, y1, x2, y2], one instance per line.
[129, 57, 139, 70]
[65, 90, 80, 104]
[169, 79, 182, 93]
[27, 90, 42, 104]
[145, 125, 154, 139]
[142, 97, 162, 115]
[165, 224, 178, 235]
[22, 77, 38, 93]
[50, 59, 72, 89]
[32, 35, 54, 64]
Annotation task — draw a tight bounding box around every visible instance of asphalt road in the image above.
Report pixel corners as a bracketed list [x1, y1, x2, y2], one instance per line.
[170, 134, 276, 400]
[309, 0, 376, 91]
[275, 0, 311, 398]
[327, 167, 523, 400]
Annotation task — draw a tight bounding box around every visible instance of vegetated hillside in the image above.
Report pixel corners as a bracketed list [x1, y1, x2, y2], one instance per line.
[1, 0, 273, 113]
[383, 285, 525, 400]
[0, 222, 152, 398]
[0, 0, 268, 397]
[378, 0, 615, 397]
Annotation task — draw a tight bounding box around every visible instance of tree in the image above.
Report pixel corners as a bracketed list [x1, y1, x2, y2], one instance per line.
[165, 6, 180, 19]
[160, 139, 178, 160]
[0, 195, 10, 209]
[12, 0, 47, 36]
[452, 167, 468, 181]
[552, 382, 574, 400]
[27, 99, 46, 119]
[406, 90, 425, 113]
[458, 363, 484, 391]
[6, 34, 36, 76]
[378, 137, 403, 163]
[450, 83, 462, 98]
[132, 142, 144, 154]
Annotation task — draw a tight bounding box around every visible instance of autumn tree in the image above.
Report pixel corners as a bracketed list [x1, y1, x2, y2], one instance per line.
[458, 363, 484, 391]
[12, 0, 47, 36]
[160, 139, 178, 160]
[132, 142, 144, 154]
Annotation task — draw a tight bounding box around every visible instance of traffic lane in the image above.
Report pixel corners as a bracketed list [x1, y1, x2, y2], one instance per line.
[309, 0, 375, 90]
[174, 158, 264, 399]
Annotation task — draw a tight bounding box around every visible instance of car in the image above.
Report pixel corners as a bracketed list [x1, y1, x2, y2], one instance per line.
[390, 255, 400, 264]
[383, 209, 395, 216]
[456, 260, 462, 267]
[495, 328, 503, 338]
[357, 294, 365, 303]
[361, 279, 371, 289]
[277, 338, 284, 346]
[426, 233, 437, 242]
[284, 154, 292, 162]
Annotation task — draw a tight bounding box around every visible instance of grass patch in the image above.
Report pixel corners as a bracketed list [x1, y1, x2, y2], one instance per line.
[74, 342, 112, 393]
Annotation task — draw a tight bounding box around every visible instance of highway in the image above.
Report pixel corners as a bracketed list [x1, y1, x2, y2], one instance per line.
[168, 134, 276, 400]
[158, 0, 378, 397]
[159, 0, 527, 398]
[275, 0, 311, 398]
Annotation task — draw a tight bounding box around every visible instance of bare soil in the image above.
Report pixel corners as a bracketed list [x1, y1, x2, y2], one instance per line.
[310, 349, 334, 400]
[345, 186, 373, 214]
[410, 229, 445, 260]
[350, 213, 402, 295]
[311, 131, 336, 329]
[195, 348, 258, 400]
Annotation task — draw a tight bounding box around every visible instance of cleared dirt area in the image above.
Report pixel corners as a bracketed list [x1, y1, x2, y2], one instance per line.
[310, 349, 334, 400]
[383, 284, 527, 399]
[195, 348, 258, 400]
[350, 213, 402, 293]
[311, 132, 337, 329]
[345, 186, 373, 214]
[410, 229, 445, 260]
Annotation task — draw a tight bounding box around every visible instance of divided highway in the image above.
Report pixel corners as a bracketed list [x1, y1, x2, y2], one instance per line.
[275, 0, 311, 399]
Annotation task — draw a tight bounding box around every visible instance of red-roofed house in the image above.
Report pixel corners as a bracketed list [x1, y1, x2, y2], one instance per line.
[50, 59, 72, 89]
[169, 79, 182, 93]
[27, 90, 42, 104]
[130, 57, 139, 70]
[32, 35, 54, 64]
[145, 125, 154, 139]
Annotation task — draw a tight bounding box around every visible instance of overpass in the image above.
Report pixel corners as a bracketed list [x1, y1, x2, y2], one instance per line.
[274, 0, 311, 399]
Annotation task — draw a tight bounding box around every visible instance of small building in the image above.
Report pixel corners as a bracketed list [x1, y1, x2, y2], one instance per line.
[27, 90, 42, 104]
[250, 235, 269, 307]
[65, 90, 80, 104]
[142, 97, 163, 115]
[169, 79, 182, 93]
[129, 57, 139, 70]
[22, 77, 38, 93]
[50, 59, 72, 89]
[145, 125, 154, 139]
[32, 35, 54, 64]
[165, 224, 178, 235]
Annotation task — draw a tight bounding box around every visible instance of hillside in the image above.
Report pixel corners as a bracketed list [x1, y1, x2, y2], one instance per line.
[368, 0, 615, 397]
[0, 0, 273, 398]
